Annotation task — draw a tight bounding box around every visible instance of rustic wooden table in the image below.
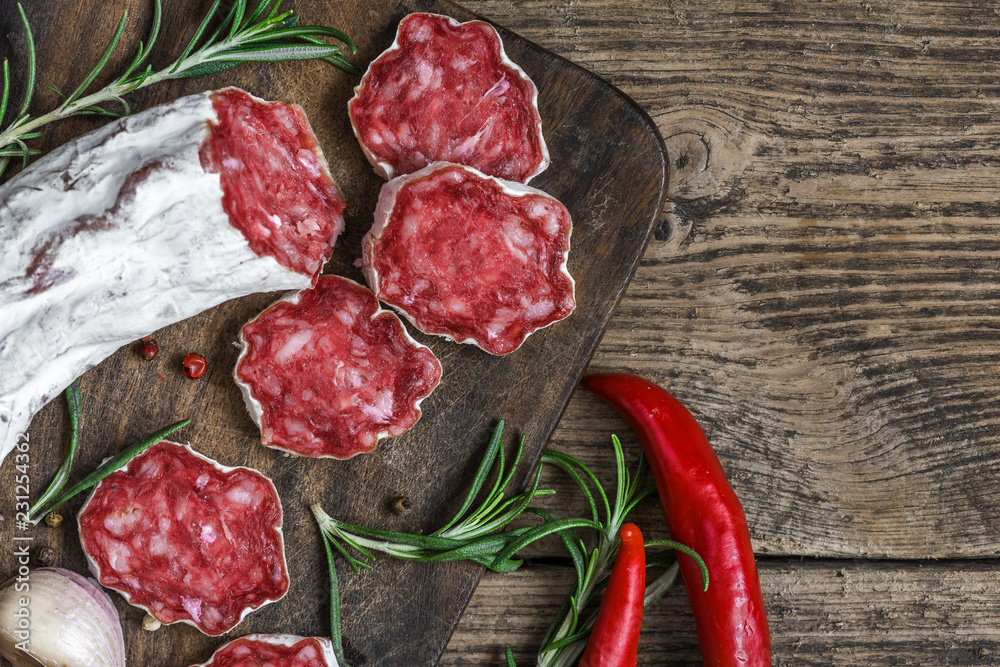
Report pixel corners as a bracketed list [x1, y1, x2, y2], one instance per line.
[440, 1, 1000, 665]
[3, 1, 999, 666]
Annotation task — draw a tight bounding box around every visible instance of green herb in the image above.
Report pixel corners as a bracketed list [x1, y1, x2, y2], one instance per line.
[0, 0, 358, 179]
[313, 424, 709, 666]
[533, 436, 707, 667]
[28, 380, 191, 523]
[320, 524, 350, 667]
[313, 421, 599, 574]
[29, 381, 82, 523]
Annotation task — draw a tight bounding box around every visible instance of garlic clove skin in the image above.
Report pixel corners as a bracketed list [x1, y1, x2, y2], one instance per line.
[0, 567, 125, 667]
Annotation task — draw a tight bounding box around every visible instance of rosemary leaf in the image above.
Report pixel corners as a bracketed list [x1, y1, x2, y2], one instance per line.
[171, 61, 243, 80]
[174, 0, 223, 69]
[63, 11, 129, 108]
[29, 418, 191, 522]
[321, 529, 352, 667]
[134, 0, 163, 72]
[436, 420, 506, 535]
[489, 518, 602, 571]
[1, 59, 10, 126]
[204, 0, 243, 49]
[645, 538, 710, 591]
[241, 25, 357, 52]
[540, 450, 602, 526]
[13, 138, 29, 168]
[209, 44, 352, 62]
[242, 0, 276, 31]
[15, 3, 35, 121]
[526, 507, 588, 587]
[28, 381, 82, 522]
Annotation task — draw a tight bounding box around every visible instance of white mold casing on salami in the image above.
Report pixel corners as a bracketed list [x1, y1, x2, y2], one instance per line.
[77, 441, 290, 636]
[362, 162, 576, 356]
[0, 88, 345, 464]
[191, 634, 339, 667]
[234, 275, 442, 460]
[348, 12, 550, 183]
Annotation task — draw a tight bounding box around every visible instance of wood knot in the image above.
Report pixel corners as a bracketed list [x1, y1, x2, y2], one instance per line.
[653, 109, 768, 246]
[659, 109, 764, 202]
[665, 132, 710, 195]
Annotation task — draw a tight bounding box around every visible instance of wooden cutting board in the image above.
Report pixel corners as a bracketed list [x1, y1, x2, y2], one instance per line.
[0, 0, 666, 664]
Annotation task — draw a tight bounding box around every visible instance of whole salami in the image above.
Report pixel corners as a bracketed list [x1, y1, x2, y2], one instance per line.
[191, 634, 339, 667]
[78, 441, 289, 636]
[235, 275, 442, 459]
[362, 162, 575, 355]
[0, 88, 345, 464]
[348, 12, 549, 183]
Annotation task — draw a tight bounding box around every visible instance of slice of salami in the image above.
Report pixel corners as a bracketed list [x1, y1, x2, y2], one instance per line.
[77, 441, 289, 636]
[348, 12, 549, 183]
[192, 634, 338, 667]
[0, 88, 345, 464]
[362, 162, 576, 356]
[234, 275, 442, 459]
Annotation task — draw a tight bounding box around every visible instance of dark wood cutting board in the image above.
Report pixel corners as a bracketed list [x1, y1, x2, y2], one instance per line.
[0, 0, 666, 664]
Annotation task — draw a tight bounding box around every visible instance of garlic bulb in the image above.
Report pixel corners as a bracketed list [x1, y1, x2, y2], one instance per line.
[0, 567, 125, 667]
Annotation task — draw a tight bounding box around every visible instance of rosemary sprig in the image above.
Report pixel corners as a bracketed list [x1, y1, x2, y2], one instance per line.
[27, 380, 191, 523]
[314, 424, 709, 667]
[533, 436, 658, 666]
[0, 0, 358, 179]
[313, 421, 599, 574]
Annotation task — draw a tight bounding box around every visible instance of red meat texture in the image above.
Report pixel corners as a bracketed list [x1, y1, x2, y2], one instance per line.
[236, 276, 442, 459]
[200, 88, 345, 279]
[349, 12, 547, 182]
[78, 442, 288, 636]
[368, 164, 575, 355]
[200, 636, 332, 667]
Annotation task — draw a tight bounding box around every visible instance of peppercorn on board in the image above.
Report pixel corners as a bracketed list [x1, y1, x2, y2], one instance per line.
[0, 0, 666, 665]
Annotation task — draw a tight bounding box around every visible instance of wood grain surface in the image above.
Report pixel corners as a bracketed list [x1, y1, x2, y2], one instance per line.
[0, 0, 665, 665]
[439, 0, 1000, 665]
[451, 560, 1000, 666]
[5, 0, 1000, 665]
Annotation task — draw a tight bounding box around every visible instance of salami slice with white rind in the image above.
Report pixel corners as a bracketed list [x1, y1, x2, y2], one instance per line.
[235, 275, 442, 459]
[348, 12, 549, 183]
[0, 88, 345, 465]
[363, 162, 575, 355]
[191, 634, 339, 667]
[78, 441, 289, 636]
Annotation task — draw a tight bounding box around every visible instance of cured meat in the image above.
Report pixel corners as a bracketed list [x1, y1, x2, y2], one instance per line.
[363, 162, 575, 355]
[234, 275, 442, 459]
[192, 634, 338, 667]
[78, 441, 289, 636]
[348, 12, 549, 183]
[0, 88, 345, 464]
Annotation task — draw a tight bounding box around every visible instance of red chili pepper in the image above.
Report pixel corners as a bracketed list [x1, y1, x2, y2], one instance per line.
[583, 373, 771, 667]
[579, 523, 645, 667]
[182, 353, 207, 379]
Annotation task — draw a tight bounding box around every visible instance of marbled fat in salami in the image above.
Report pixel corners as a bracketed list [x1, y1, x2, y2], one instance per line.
[78, 442, 289, 636]
[192, 634, 338, 667]
[362, 162, 575, 355]
[348, 12, 549, 183]
[235, 275, 442, 459]
[0, 88, 345, 466]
